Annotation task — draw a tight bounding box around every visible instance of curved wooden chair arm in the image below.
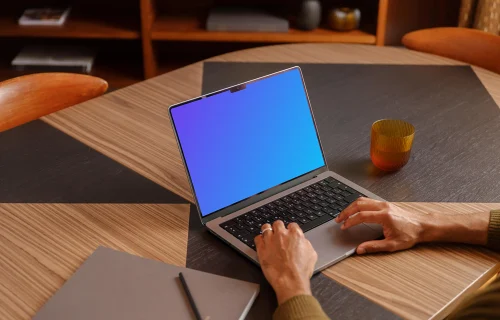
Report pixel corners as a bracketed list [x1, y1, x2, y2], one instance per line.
[402, 27, 500, 74]
[0, 73, 108, 132]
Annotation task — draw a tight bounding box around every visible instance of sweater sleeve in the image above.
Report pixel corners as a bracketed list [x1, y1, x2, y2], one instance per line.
[447, 209, 500, 320]
[273, 295, 330, 320]
[486, 209, 500, 251]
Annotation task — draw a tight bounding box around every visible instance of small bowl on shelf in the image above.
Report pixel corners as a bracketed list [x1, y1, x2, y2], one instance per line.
[328, 8, 361, 31]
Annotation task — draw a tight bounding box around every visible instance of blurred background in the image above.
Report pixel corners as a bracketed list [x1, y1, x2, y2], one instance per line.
[1, 0, 498, 90]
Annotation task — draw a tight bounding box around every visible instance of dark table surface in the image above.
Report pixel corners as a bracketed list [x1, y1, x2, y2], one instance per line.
[1, 119, 399, 320]
[2, 54, 500, 320]
[203, 62, 500, 203]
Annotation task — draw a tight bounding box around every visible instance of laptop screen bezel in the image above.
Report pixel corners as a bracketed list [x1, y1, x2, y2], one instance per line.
[168, 66, 328, 225]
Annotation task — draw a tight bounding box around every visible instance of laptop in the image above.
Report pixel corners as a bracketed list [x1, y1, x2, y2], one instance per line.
[169, 67, 383, 272]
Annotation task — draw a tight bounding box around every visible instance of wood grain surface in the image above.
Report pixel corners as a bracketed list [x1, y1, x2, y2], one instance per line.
[323, 203, 500, 320]
[0, 120, 397, 320]
[0, 203, 190, 320]
[42, 44, 500, 203]
[37, 44, 500, 319]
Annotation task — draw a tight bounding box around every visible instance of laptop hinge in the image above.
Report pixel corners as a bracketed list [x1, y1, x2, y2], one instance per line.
[200, 166, 328, 225]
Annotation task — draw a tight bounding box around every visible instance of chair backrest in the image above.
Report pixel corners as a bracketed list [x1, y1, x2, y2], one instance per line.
[0, 73, 108, 132]
[402, 27, 500, 74]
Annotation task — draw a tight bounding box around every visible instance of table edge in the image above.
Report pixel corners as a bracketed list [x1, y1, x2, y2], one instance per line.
[431, 261, 500, 320]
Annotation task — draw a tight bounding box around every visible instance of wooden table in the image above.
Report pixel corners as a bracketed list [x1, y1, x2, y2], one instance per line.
[1, 44, 500, 320]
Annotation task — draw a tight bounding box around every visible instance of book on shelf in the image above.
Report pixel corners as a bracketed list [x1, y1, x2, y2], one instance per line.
[18, 8, 71, 26]
[206, 6, 289, 32]
[11, 45, 96, 74]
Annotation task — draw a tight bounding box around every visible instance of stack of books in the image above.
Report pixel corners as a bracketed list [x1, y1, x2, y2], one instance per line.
[18, 8, 71, 26]
[11, 46, 96, 74]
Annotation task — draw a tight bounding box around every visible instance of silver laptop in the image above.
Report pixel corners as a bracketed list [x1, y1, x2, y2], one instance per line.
[169, 67, 383, 273]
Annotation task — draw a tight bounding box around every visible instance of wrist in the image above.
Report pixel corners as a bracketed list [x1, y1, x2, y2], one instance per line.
[418, 213, 442, 243]
[273, 275, 312, 305]
[418, 211, 489, 245]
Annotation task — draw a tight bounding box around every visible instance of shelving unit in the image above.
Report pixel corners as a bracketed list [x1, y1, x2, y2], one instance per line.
[0, 57, 142, 90]
[0, 0, 460, 89]
[0, 38, 143, 90]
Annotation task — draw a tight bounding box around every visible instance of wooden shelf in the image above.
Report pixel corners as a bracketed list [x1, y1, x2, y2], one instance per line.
[0, 45, 142, 90]
[0, 14, 140, 39]
[151, 16, 377, 44]
[0, 66, 141, 90]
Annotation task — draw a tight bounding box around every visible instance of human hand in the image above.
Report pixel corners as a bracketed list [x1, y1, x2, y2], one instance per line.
[335, 197, 425, 254]
[254, 220, 318, 305]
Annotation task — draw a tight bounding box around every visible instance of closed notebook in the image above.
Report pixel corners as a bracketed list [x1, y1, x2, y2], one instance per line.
[33, 246, 260, 320]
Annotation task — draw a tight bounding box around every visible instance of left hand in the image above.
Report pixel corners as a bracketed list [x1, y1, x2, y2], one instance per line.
[336, 197, 424, 254]
[254, 220, 318, 305]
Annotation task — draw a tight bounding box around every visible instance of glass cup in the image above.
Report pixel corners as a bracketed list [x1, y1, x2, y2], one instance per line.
[370, 119, 415, 171]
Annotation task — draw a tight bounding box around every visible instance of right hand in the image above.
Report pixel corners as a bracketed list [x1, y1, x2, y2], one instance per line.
[335, 197, 425, 254]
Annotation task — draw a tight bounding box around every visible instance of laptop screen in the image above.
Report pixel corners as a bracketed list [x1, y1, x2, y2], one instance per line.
[170, 68, 325, 217]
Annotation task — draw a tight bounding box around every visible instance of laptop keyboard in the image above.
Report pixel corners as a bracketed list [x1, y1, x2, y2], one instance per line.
[219, 177, 365, 249]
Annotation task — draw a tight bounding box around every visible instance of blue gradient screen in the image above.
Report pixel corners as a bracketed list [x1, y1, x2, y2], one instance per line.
[170, 68, 325, 217]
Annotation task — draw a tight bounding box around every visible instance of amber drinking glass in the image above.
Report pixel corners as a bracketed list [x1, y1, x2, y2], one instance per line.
[370, 119, 415, 171]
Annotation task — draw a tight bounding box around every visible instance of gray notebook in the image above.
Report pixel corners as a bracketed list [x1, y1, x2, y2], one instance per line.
[33, 247, 260, 320]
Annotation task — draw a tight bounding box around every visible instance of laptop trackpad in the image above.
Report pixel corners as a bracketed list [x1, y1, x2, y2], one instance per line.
[305, 221, 383, 272]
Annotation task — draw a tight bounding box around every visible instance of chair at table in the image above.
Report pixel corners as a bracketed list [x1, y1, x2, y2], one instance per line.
[402, 27, 500, 74]
[0, 73, 108, 132]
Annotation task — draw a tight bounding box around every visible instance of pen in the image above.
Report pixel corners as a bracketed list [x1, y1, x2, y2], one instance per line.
[179, 272, 202, 320]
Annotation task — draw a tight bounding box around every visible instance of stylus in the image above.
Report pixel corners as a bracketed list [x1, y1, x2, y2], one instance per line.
[179, 272, 203, 320]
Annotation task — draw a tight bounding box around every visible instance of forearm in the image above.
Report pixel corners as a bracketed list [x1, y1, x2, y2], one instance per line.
[419, 211, 490, 245]
[417, 210, 500, 318]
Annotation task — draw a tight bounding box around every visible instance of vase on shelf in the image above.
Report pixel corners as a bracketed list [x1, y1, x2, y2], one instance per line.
[295, 0, 322, 31]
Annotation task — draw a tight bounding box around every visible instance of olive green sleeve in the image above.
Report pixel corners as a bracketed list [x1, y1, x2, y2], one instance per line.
[273, 295, 330, 320]
[486, 209, 500, 251]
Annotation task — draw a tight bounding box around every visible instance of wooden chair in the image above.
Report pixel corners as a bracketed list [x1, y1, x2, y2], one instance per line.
[0, 73, 108, 132]
[402, 27, 500, 74]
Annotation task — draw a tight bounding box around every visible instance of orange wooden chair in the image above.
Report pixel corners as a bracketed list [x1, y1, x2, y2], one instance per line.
[0, 73, 108, 132]
[402, 27, 500, 74]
